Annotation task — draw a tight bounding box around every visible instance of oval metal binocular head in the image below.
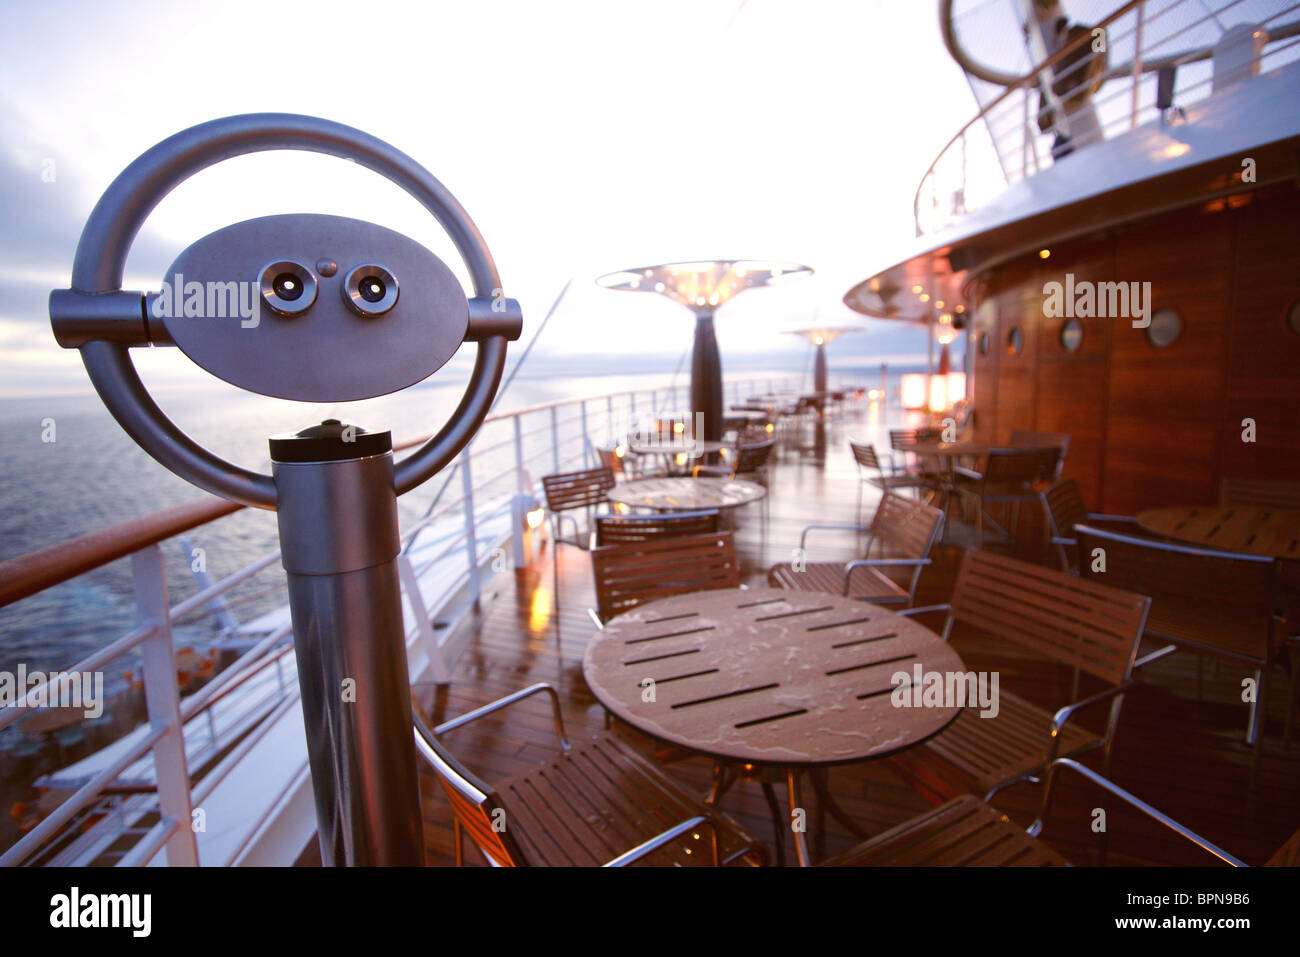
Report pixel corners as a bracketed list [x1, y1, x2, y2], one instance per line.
[49, 113, 523, 509]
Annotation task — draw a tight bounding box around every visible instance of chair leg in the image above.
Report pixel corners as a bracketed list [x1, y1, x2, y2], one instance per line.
[1249, 667, 1267, 788]
[454, 819, 463, 868]
[1286, 654, 1298, 744]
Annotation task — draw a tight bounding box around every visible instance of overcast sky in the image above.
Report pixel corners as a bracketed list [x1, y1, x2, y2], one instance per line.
[0, 0, 976, 398]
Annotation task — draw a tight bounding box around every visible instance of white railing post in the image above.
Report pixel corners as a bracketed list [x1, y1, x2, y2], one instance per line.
[580, 400, 590, 466]
[1131, 2, 1145, 130]
[460, 449, 481, 605]
[513, 415, 525, 492]
[131, 545, 198, 866]
[398, 555, 449, 684]
[550, 406, 560, 473]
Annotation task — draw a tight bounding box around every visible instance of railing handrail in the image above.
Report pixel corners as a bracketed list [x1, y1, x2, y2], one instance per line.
[915, 0, 1300, 236]
[0, 374, 783, 610]
[0, 496, 241, 609]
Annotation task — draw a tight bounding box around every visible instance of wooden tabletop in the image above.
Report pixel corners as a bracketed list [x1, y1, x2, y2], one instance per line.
[1137, 506, 1300, 560]
[627, 440, 727, 457]
[608, 477, 767, 511]
[583, 587, 965, 765]
[909, 441, 991, 457]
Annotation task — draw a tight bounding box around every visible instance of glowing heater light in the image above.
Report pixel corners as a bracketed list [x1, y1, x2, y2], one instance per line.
[900, 373, 928, 410]
[526, 507, 546, 529]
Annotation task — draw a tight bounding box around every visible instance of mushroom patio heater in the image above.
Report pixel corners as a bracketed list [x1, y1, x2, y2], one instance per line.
[49, 114, 523, 866]
[788, 325, 865, 397]
[596, 260, 812, 441]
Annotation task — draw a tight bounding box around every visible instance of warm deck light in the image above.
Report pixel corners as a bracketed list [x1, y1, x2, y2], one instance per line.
[900, 373, 928, 410]
[526, 507, 545, 529]
[1039, 248, 1051, 259]
[911, 284, 923, 294]
[954, 304, 965, 314]
[919, 293, 930, 303]
[935, 300, 945, 309]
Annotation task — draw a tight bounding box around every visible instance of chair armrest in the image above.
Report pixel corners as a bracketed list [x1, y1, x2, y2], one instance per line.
[800, 523, 876, 551]
[435, 682, 570, 750]
[604, 815, 709, 867]
[1050, 681, 1132, 737]
[1133, 643, 1179, 668]
[897, 603, 950, 618]
[587, 607, 605, 631]
[1086, 513, 1137, 524]
[1031, 759, 1246, 865]
[844, 558, 932, 597]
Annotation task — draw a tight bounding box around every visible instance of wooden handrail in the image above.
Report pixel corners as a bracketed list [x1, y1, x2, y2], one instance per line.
[0, 375, 797, 611]
[0, 496, 241, 609]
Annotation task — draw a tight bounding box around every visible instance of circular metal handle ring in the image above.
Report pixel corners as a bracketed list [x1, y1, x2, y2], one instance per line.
[70, 113, 509, 509]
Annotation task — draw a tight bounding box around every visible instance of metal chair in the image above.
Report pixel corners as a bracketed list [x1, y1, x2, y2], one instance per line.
[1042, 477, 1140, 572]
[766, 491, 944, 605]
[540, 465, 616, 553]
[1074, 525, 1294, 783]
[849, 441, 936, 502]
[825, 758, 1249, 867]
[1009, 429, 1071, 480]
[412, 687, 765, 866]
[1220, 477, 1300, 511]
[589, 530, 741, 627]
[593, 509, 720, 546]
[885, 550, 1151, 805]
[692, 438, 775, 484]
[952, 446, 1060, 546]
[888, 427, 944, 480]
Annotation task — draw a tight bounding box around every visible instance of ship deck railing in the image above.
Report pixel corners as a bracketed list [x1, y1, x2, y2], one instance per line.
[917, 0, 1300, 236]
[0, 372, 834, 866]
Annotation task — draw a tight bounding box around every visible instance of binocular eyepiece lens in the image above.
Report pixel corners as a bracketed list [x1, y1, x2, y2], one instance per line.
[259, 260, 318, 317]
[343, 264, 399, 317]
[274, 273, 304, 301]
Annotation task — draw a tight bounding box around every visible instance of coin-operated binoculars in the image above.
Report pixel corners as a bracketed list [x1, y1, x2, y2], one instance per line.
[50, 114, 523, 866]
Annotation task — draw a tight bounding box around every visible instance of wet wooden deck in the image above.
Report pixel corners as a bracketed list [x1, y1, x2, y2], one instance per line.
[412, 402, 1300, 867]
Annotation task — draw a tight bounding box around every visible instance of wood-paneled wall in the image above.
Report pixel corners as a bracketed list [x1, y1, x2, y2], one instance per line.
[968, 182, 1300, 515]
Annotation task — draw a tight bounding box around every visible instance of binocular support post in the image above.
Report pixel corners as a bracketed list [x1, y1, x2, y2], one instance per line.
[272, 422, 423, 866]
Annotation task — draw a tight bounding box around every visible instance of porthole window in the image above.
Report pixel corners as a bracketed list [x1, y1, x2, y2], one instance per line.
[1006, 326, 1023, 356]
[1060, 319, 1083, 352]
[1146, 308, 1182, 348]
[979, 331, 989, 355]
[1287, 299, 1300, 336]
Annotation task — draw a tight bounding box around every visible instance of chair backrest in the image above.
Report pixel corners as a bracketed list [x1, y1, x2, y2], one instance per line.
[1009, 431, 1070, 479]
[591, 531, 740, 622]
[1220, 477, 1300, 511]
[737, 424, 771, 445]
[412, 711, 529, 866]
[732, 438, 775, 474]
[541, 466, 616, 513]
[870, 491, 945, 560]
[978, 447, 1048, 487]
[949, 549, 1151, 686]
[592, 444, 624, 478]
[849, 440, 885, 474]
[1074, 525, 1278, 663]
[594, 510, 720, 546]
[1043, 478, 1089, 541]
[889, 427, 941, 451]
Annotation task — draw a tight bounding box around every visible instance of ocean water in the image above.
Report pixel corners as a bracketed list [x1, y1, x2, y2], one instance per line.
[0, 364, 821, 676]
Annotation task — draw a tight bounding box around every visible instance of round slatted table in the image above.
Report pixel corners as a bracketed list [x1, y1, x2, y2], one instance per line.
[607, 477, 766, 512]
[1136, 505, 1300, 561]
[583, 587, 965, 865]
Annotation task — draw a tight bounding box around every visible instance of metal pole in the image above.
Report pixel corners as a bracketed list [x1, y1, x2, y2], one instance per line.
[271, 421, 424, 867]
[690, 310, 724, 442]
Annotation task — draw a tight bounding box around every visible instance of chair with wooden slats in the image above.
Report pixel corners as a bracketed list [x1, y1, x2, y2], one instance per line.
[589, 531, 740, 625]
[1042, 477, 1141, 572]
[952, 446, 1059, 546]
[412, 685, 765, 866]
[593, 509, 720, 547]
[1009, 429, 1071, 480]
[540, 465, 617, 584]
[692, 438, 775, 486]
[826, 758, 1249, 867]
[888, 427, 944, 480]
[849, 441, 935, 501]
[766, 490, 944, 606]
[1074, 525, 1293, 782]
[885, 550, 1151, 805]
[1220, 477, 1300, 511]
